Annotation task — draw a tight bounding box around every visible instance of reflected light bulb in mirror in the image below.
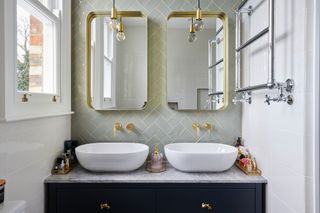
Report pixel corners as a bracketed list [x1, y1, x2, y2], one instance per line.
[194, 19, 204, 31]
[109, 19, 118, 30]
[188, 32, 197, 43]
[116, 31, 126, 41]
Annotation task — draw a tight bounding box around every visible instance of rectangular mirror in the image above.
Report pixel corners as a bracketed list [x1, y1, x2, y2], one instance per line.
[86, 11, 148, 110]
[167, 12, 228, 111]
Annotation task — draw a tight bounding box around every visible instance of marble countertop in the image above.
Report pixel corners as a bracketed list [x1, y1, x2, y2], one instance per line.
[45, 165, 267, 184]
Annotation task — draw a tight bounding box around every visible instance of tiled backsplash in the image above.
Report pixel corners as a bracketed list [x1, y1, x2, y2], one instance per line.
[71, 0, 242, 147]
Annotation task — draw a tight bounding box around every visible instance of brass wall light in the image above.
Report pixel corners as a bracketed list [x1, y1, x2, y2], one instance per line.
[194, 0, 204, 31]
[188, 17, 197, 42]
[109, 0, 119, 30]
[116, 17, 126, 41]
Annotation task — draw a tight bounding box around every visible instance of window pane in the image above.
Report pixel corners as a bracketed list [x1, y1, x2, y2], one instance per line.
[104, 59, 112, 99]
[17, 1, 56, 94]
[104, 18, 113, 60]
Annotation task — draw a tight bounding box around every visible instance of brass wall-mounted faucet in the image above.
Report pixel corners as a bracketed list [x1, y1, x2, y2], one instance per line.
[192, 122, 200, 130]
[113, 122, 122, 136]
[203, 122, 212, 130]
[192, 122, 201, 143]
[126, 122, 135, 132]
[203, 122, 213, 134]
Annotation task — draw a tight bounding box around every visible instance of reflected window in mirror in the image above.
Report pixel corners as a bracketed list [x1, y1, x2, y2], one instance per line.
[87, 12, 148, 110]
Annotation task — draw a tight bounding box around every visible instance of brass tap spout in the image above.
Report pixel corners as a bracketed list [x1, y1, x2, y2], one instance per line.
[192, 122, 200, 130]
[192, 122, 201, 143]
[113, 122, 122, 136]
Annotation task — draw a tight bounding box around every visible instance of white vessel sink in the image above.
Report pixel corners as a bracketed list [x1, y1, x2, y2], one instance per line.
[164, 143, 237, 172]
[76, 143, 149, 172]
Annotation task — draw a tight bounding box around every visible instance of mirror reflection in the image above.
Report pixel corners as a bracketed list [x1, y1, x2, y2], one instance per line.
[89, 15, 147, 110]
[167, 15, 226, 111]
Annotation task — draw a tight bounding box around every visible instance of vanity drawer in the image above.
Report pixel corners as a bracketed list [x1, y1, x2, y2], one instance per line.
[54, 187, 155, 213]
[157, 188, 257, 213]
[46, 183, 264, 213]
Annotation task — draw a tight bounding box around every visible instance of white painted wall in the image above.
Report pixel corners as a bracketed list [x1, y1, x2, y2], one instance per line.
[116, 25, 147, 109]
[0, 116, 71, 213]
[0, 1, 72, 212]
[241, 0, 316, 212]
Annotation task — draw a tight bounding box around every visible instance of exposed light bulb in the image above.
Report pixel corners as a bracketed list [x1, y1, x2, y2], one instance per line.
[188, 32, 197, 43]
[109, 0, 118, 30]
[109, 19, 118, 30]
[116, 31, 126, 41]
[116, 17, 126, 41]
[194, 19, 204, 31]
[188, 17, 197, 43]
[194, 0, 204, 31]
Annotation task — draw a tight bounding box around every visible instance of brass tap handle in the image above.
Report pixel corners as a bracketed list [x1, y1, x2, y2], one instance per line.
[126, 122, 135, 131]
[100, 202, 111, 210]
[203, 122, 212, 130]
[201, 202, 213, 211]
[114, 122, 122, 130]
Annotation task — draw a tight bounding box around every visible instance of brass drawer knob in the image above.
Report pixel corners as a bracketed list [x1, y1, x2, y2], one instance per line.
[201, 202, 213, 211]
[100, 202, 111, 210]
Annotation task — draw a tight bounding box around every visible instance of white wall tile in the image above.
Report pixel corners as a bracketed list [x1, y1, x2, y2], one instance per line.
[241, 0, 314, 212]
[0, 116, 71, 213]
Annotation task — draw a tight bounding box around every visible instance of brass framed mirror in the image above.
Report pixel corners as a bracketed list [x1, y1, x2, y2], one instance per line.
[167, 11, 228, 111]
[86, 11, 148, 110]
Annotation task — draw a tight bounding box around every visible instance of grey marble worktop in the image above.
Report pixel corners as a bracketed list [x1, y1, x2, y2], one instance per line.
[45, 165, 267, 184]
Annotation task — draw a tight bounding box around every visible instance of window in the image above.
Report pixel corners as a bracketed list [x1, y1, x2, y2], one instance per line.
[16, 0, 60, 96]
[103, 19, 114, 100]
[90, 17, 116, 109]
[0, 0, 71, 121]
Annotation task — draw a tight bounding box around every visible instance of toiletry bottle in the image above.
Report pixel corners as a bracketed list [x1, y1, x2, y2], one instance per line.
[59, 159, 65, 172]
[64, 153, 70, 170]
[151, 144, 163, 170]
[235, 137, 243, 147]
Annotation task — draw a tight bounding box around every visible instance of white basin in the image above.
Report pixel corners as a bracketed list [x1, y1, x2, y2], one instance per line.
[76, 143, 149, 172]
[164, 143, 237, 172]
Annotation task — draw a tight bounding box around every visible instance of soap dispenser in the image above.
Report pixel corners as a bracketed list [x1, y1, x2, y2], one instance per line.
[146, 144, 166, 173]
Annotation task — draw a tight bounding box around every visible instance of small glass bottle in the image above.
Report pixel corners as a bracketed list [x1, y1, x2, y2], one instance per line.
[151, 144, 163, 170]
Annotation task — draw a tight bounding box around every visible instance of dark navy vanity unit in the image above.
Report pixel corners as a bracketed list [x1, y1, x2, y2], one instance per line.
[45, 167, 266, 213]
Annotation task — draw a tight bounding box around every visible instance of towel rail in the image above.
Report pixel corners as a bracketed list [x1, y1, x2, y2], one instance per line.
[236, 27, 269, 52]
[233, 0, 294, 105]
[235, 0, 275, 93]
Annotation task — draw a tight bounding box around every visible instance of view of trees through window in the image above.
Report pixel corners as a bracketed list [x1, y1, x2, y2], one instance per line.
[17, 1, 56, 94]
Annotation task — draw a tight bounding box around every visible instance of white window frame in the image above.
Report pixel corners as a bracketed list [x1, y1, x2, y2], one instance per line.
[16, 0, 61, 99]
[0, 0, 72, 122]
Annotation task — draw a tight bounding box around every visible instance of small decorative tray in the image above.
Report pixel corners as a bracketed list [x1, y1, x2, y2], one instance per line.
[146, 160, 167, 173]
[51, 163, 77, 175]
[236, 161, 261, 176]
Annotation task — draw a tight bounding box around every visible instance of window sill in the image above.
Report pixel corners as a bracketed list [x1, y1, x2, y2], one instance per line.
[0, 111, 74, 123]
